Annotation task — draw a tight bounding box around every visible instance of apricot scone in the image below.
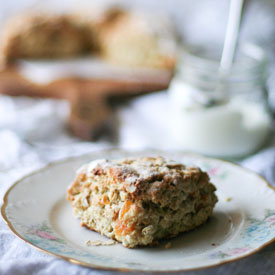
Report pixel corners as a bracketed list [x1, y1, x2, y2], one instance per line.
[0, 13, 97, 62]
[0, 9, 178, 70]
[97, 9, 177, 69]
[67, 156, 217, 248]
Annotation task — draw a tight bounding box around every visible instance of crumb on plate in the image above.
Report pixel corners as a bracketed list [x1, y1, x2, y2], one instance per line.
[86, 239, 117, 246]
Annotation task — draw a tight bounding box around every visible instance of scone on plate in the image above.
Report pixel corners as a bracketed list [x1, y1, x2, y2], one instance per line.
[67, 156, 218, 248]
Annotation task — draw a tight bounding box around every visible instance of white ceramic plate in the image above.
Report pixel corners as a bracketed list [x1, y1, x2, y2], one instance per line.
[2, 149, 275, 272]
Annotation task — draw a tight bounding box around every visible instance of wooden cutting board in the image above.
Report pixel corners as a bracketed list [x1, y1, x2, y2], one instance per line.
[0, 64, 172, 140]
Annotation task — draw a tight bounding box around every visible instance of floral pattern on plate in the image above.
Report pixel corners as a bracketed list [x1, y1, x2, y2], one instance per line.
[209, 209, 275, 259]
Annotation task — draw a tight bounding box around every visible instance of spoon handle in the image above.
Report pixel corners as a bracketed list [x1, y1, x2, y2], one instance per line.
[220, 0, 244, 73]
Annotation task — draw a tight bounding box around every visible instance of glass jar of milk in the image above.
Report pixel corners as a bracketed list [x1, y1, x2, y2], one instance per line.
[169, 43, 272, 158]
